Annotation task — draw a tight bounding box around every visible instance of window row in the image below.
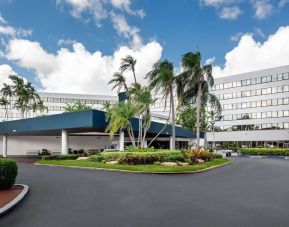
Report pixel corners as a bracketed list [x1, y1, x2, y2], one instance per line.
[40, 97, 116, 105]
[217, 85, 289, 100]
[211, 72, 289, 91]
[222, 110, 289, 121]
[212, 122, 289, 132]
[222, 97, 289, 110]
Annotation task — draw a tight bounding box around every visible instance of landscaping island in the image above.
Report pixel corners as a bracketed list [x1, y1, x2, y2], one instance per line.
[0, 158, 29, 215]
[36, 148, 231, 173]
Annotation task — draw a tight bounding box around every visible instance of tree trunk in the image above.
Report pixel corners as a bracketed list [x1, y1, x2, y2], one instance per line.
[148, 105, 172, 147]
[213, 126, 216, 150]
[132, 69, 137, 84]
[196, 85, 202, 148]
[170, 86, 176, 150]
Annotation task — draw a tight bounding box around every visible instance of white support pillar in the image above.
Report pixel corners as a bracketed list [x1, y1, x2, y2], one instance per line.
[169, 136, 174, 150]
[119, 131, 124, 151]
[61, 130, 69, 155]
[2, 135, 7, 158]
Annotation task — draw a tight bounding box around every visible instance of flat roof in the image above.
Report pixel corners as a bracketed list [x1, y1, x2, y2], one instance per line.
[0, 110, 199, 138]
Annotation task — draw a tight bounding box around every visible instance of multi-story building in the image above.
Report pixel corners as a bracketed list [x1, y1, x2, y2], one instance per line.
[0, 92, 118, 121]
[207, 65, 289, 148]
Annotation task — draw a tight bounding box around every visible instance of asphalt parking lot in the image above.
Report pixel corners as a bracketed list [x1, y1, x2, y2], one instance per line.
[1, 157, 289, 227]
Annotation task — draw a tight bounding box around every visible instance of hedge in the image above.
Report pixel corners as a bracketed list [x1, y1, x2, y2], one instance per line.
[240, 148, 289, 156]
[90, 151, 184, 165]
[42, 154, 80, 160]
[0, 158, 18, 190]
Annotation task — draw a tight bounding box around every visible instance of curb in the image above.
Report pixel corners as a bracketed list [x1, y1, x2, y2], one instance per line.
[35, 160, 232, 174]
[0, 184, 29, 216]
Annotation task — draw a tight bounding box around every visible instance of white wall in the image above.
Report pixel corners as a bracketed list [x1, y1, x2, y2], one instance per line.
[0, 135, 114, 156]
[207, 129, 289, 142]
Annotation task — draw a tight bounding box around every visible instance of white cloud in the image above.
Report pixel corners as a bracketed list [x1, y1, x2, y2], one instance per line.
[110, 0, 145, 17]
[0, 14, 32, 38]
[212, 26, 289, 77]
[219, 6, 242, 20]
[5, 39, 162, 95]
[0, 14, 7, 24]
[230, 32, 244, 41]
[58, 38, 77, 46]
[200, 0, 237, 7]
[251, 0, 273, 19]
[200, 0, 285, 20]
[278, 0, 289, 7]
[110, 12, 142, 48]
[57, 0, 145, 45]
[0, 64, 16, 87]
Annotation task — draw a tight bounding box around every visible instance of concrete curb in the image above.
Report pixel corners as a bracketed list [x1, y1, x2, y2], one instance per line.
[35, 160, 233, 174]
[0, 184, 29, 216]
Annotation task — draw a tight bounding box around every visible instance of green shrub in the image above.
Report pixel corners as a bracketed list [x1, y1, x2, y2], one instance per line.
[89, 155, 104, 162]
[90, 150, 184, 165]
[182, 149, 213, 163]
[127, 146, 155, 153]
[0, 158, 18, 190]
[42, 154, 80, 160]
[212, 153, 223, 159]
[240, 148, 289, 156]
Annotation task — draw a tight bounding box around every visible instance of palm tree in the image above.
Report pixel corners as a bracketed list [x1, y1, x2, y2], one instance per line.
[105, 101, 137, 146]
[0, 97, 9, 120]
[146, 60, 176, 149]
[176, 52, 221, 147]
[0, 83, 13, 120]
[108, 72, 129, 93]
[120, 55, 137, 84]
[207, 110, 217, 150]
[133, 86, 154, 147]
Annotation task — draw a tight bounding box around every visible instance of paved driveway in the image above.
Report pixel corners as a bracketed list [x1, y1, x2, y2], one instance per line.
[1, 158, 289, 227]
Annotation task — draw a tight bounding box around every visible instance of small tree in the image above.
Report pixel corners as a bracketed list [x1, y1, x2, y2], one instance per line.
[64, 101, 93, 112]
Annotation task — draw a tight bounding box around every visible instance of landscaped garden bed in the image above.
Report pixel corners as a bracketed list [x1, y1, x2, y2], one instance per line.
[240, 148, 289, 156]
[0, 158, 29, 215]
[37, 149, 230, 173]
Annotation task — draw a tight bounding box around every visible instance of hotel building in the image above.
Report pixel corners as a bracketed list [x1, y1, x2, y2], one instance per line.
[207, 65, 289, 148]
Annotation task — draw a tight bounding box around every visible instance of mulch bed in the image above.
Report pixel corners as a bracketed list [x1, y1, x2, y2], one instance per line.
[0, 185, 23, 208]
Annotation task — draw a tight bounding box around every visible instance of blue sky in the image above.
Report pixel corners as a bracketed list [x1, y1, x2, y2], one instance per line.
[0, 0, 289, 95]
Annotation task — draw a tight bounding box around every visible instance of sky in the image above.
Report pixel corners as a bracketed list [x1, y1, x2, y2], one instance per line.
[0, 0, 289, 95]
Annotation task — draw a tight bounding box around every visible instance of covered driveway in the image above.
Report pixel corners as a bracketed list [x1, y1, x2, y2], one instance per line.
[0, 110, 197, 156]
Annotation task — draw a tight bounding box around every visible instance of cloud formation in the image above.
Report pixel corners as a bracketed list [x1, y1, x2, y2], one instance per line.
[57, 0, 144, 46]
[5, 39, 162, 95]
[200, 0, 287, 20]
[212, 26, 289, 77]
[219, 6, 242, 20]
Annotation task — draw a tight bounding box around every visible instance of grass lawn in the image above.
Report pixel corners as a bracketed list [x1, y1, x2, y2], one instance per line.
[36, 158, 231, 173]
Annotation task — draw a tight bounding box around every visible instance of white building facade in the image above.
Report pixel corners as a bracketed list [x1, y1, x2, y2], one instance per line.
[207, 65, 289, 148]
[0, 92, 118, 121]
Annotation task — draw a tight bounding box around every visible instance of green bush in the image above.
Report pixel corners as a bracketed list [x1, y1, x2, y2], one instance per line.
[0, 158, 18, 190]
[90, 150, 184, 165]
[182, 149, 213, 163]
[127, 146, 155, 153]
[212, 153, 223, 159]
[240, 148, 289, 156]
[42, 154, 80, 160]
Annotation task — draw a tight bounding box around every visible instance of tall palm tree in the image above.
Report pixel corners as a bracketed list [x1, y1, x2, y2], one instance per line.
[146, 60, 176, 150]
[108, 72, 129, 93]
[120, 55, 137, 84]
[0, 97, 9, 120]
[176, 52, 221, 147]
[0, 83, 13, 120]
